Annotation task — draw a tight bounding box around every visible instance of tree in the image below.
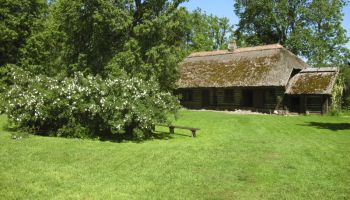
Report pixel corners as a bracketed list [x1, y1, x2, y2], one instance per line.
[109, 0, 190, 90]
[21, 0, 132, 76]
[0, 0, 47, 66]
[21, 0, 189, 91]
[2, 0, 190, 138]
[234, 0, 349, 66]
[185, 9, 234, 52]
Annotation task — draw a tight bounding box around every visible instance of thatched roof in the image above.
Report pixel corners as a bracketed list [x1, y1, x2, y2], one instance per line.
[178, 44, 309, 88]
[286, 68, 338, 95]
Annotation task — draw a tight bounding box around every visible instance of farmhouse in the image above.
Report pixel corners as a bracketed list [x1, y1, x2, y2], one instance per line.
[177, 43, 338, 114]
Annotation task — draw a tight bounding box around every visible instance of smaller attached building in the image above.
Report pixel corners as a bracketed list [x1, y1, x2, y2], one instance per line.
[285, 68, 338, 114]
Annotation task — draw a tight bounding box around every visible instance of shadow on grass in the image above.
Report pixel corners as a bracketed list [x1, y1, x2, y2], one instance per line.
[0, 121, 190, 142]
[151, 131, 173, 140]
[98, 131, 184, 143]
[302, 122, 350, 131]
[172, 132, 193, 138]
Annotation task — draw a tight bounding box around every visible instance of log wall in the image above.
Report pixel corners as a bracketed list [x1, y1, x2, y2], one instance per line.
[179, 87, 285, 113]
[284, 94, 331, 114]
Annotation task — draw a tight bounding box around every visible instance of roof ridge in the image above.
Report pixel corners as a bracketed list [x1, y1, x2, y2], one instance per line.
[301, 67, 338, 73]
[188, 44, 283, 58]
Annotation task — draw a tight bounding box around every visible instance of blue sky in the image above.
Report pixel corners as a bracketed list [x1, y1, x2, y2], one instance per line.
[181, 0, 350, 48]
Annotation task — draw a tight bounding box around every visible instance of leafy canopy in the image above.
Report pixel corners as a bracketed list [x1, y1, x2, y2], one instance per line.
[185, 9, 234, 52]
[234, 0, 350, 66]
[21, 0, 190, 91]
[0, 0, 47, 66]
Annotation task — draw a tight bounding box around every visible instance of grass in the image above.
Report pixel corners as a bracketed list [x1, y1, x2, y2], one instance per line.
[1, 110, 350, 200]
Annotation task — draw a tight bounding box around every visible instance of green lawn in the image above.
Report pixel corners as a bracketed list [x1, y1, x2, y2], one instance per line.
[1, 110, 350, 200]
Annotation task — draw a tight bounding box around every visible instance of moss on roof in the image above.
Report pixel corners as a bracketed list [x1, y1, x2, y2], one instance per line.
[178, 45, 310, 88]
[179, 50, 293, 88]
[188, 56, 273, 85]
[286, 71, 337, 94]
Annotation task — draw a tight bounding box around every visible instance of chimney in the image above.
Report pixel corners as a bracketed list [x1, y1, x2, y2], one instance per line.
[228, 40, 237, 52]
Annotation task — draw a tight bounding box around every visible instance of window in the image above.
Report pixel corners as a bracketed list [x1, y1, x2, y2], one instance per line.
[224, 89, 234, 103]
[181, 90, 193, 102]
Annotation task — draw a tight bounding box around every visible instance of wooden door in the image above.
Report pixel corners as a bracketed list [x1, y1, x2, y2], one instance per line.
[201, 90, 210, 107]
[289, 96, 300, 113]
[253, 90, 264, 108]
[241, 89, 253, 107]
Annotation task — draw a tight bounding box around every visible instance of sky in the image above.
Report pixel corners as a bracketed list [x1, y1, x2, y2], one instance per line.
[181, 0, 350, 49]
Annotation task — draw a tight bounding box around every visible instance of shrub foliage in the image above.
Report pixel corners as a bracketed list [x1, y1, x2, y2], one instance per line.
[1, 68, 179, 138]
[331, 73, 345, 115]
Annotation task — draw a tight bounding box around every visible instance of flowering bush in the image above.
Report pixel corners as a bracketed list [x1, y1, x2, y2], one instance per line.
[1, 68, 180, 139]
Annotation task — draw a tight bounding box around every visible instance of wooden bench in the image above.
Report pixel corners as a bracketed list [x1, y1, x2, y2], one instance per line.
[170, 125, 200, 137]
[157, 125, 200, 137]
